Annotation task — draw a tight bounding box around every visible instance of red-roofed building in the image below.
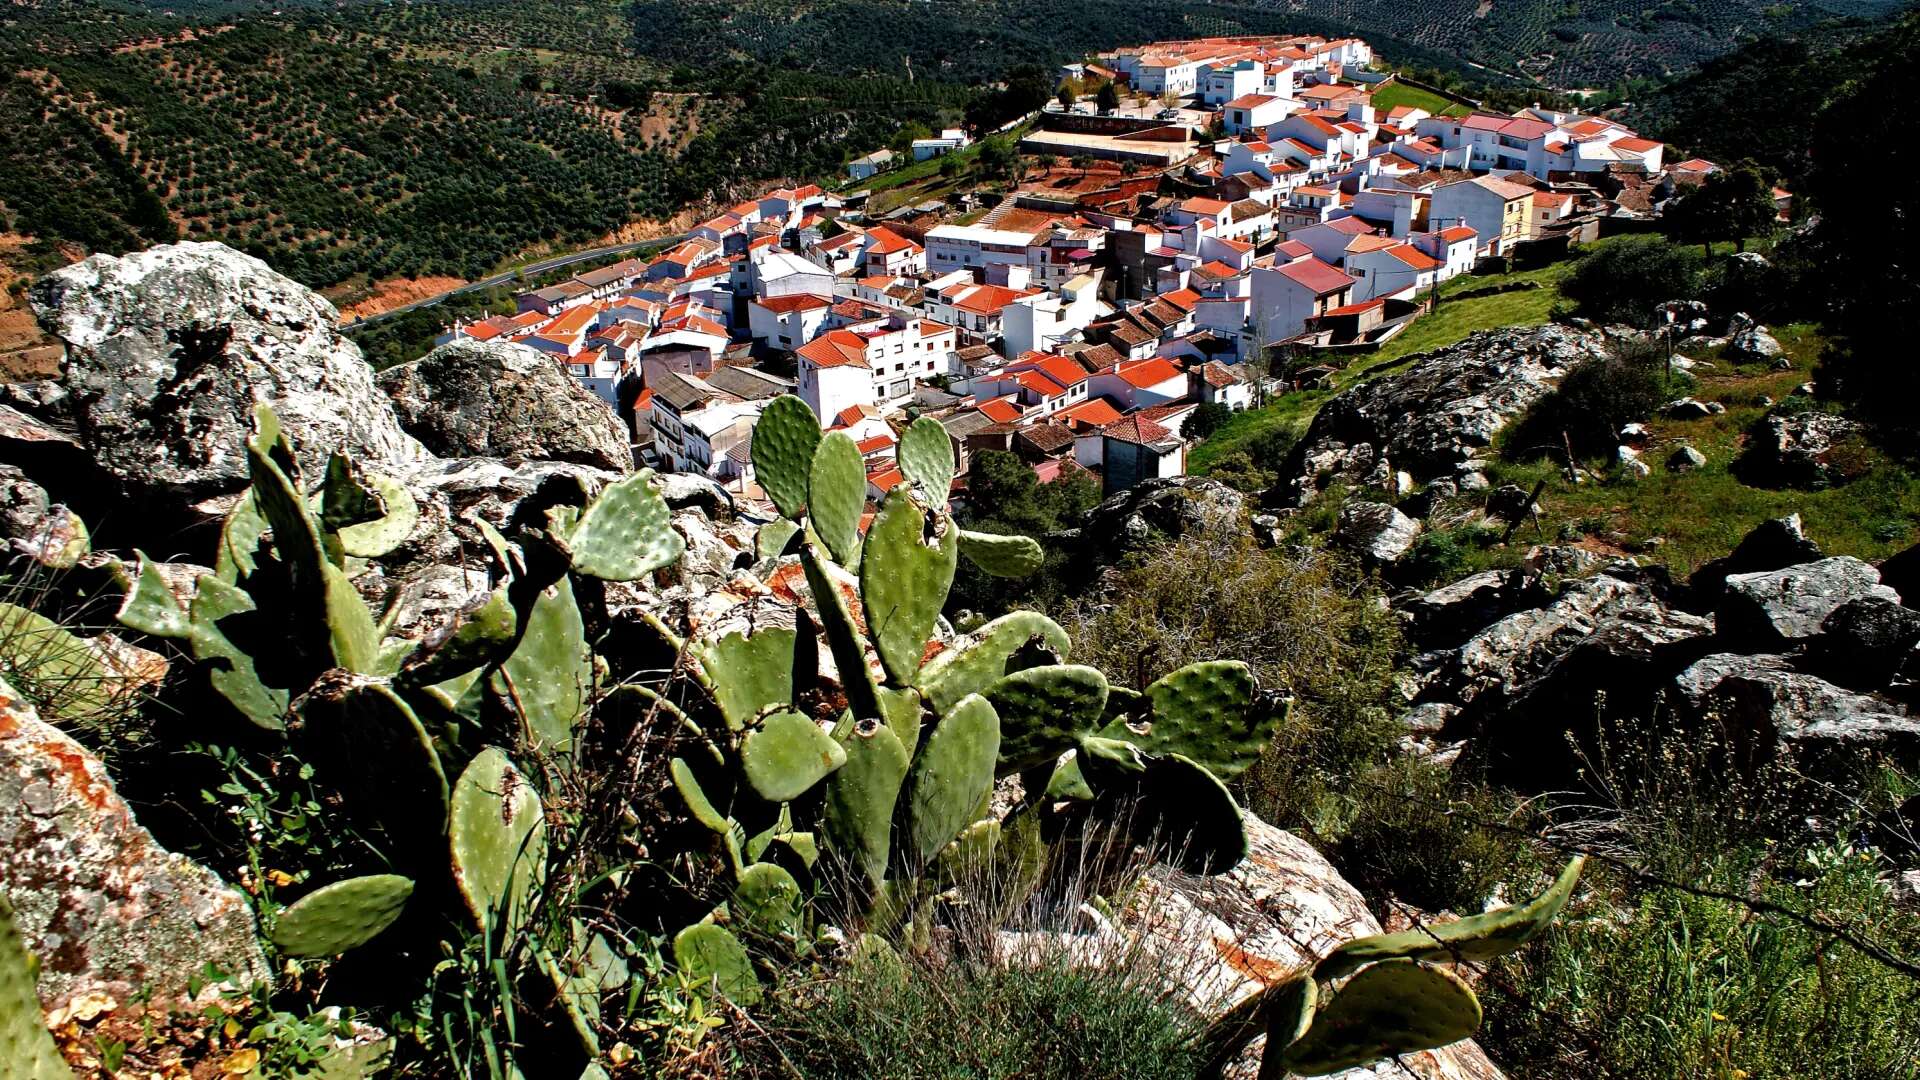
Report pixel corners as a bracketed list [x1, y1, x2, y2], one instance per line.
[1087, 355, 1189, 411]
[1346, 241, 1440, 301]
[1251, 255, 1356, 342]
[1074, 411, 1186, 493]
[749, 292, 834, 351]
[794, 314, 958, 422]
[861, 227, 926, 276]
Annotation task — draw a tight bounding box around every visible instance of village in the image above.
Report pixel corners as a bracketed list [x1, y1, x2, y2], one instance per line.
[435, 32, 1763, 509]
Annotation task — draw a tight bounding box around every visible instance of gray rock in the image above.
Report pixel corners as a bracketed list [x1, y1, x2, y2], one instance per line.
[378, 338, 631, 472]
[1727, 322, 1784, 365]
[1666, 444, 1707, 471]
[1522, 544, 1608, 578]
[1807, 597, 1920, 690]
[1074, 477, 1246, 565]
[1688, 513, 1825, 607]
[0, 464, 88, 568]
[1719, 556, 1899, 647]
[0, 678, 270, 1016]
[1401, 701, 1461, 736]
[28, 242, 428, 504]
[1665, 397, 1724, 419]
[1420, 573, 1659, 713]
[1337, 500, 1420, 563]
[1000, 813, 1508, 1080]
[1400, 477, 1456, 519]
[1486, 483, 1536, 523]
[1276, 323, 1609, 504]
[1741, 409, 1864, 488]
[1672, 653, 1920, 773]
[1399, 568, 1552, 649]
[652, 471, 737, 518]
[1616, 445, 1650, 481]
[1619, 422, 1650, 445]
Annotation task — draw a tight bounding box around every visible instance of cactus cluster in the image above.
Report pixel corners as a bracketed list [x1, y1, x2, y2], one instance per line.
[108, 405, 680, 1073]
[667, 395, 1280, 999]
[1198, 856, 1586, 1077]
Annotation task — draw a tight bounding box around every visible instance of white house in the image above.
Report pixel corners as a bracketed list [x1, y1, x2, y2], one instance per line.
[795, 315, 958, 420]
[1002, 273, 1104, 357]
[911, 128, 971, 161]
[1343, 239, 1440, 301]
[748, 293, 834, 351]
[1086, 355, 1188, 411]
[1249, 256, 1357, 342]
[1429, 175, 1534, 256]
[847, 149, 895, 180]
[1412, 225, 1479, 281]
[862, 227, 927, 276]
[1223, 93, 1292, 135]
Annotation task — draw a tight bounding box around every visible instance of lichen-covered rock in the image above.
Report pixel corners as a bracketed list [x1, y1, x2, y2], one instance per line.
[1806, 597, 1920, 690]
[1337, 501, 1420, 564]
[1671, 653, 1920, 773]
[1276, 324, 1609, 505]
[378, 338, 631, 472]
[28, 242, 427, 504]
[1739, 409, 1865, 489]
[1066, 477, 1246, 565]
[1399, 569, 1552, 650]
[0, 678, 269, 1016]
[995, 814, 1505, 1080]
[1719, 556, 1899, 648]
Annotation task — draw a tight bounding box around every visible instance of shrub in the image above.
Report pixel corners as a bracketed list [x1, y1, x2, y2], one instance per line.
[1561, 236, 1706, 327]
[1507, 339, 1672, 458]
[1186, 401, 1233, 441]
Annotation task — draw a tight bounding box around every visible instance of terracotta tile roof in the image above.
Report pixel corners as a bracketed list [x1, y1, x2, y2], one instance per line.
[977, 397, 1024, 424]
[755, 293, 833, 314]
[1159, 288, 1202, 311]
[856, 433, 896, 455]
[1012, 351, 1091, 388]
[1017, 422, 1076, 454]
[797, 329, 870, 369]
[1384, 244, 1440, 270]
[1179, 197, 1232, 215]
[1113, 356, 1183, 389]
[865, 226, 921, 255]
[1272, 257, 1353, 296]
[1199, 360, 1242, 388]
[1102, 413, 1175, 445]
[1439, 225, 1477, 243]
[1225, 93, 1280, 109]
[1055, 397, 1125, 429]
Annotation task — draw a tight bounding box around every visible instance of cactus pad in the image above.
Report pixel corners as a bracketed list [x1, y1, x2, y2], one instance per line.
[735, 862, 805, 941]
[808, 431, 867, 565]
[673, 924, 760, 1006]
[897, 416, 955, 498]
[824, 718, 910, 886]
[740, 710, 848, 802]
[1316, 856, 1586, 982]
[957, 529, 1046, 578]
[297, 678, 448, 857]
[566, 469, 685, 581]
[670, 757, 732, 833]
[399, 585, 518, 691]
[450, 747, 548, 934]
[117, 554, 191, 639]
[984, 664, 1109, 774]
[333, 469, 419, 559]
[756, 517, 801, 563]
[1135, 753, 1246, 875]
[271, 874, 415, 957]
[917, 610, 1072, 714]
[0, 892, 69, 1079]
[492, 576, 592, 755]
[1119, 660, 1266, 780]
[801, 539, 883, 720]
[1280, 960, 1482, 1076]
[189, 575, 291, 728]
[696, 629, 797, 731]
[751, 395, 822, 519]
[859, 491, 959, 685]
[904, 694, 1001, 865]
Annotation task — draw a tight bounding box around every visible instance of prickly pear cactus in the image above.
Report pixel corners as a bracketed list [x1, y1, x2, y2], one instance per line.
[808, 431, 867, 566]
[1129, 753, 1247, 875]
[957, 529, 1046, 578]
[916, 610, 1071, 715]
[740, 710, 848, 802]
[673, 924, 760, 1006]
[858, 490, 958, 685]
[450, 748, 548, 935]
[1114, 660, 1269, 780]
[565, 469, 685, 581]
[903, 694, 1000, 867]
[697, 629, 798, 731]
[734, 863, 805, 941]
[0, 892, 69, 1079]
[1281, 960, 1483, 1076]
[824, 718, 911, 887]
[984, 664, 1108, 774]
[897, 416, 955, 499]
[271, 874, 416, 957]
[1316, 856, 1587, 981]
[751, 395, 823, 519]
[492, 576, 593, 755]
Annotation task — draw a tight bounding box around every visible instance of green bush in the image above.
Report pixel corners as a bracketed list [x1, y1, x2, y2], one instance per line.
[1561, 236, 1706, 327]
[755, 949, 1206, 1079]
[1507, 339, 1673, 458]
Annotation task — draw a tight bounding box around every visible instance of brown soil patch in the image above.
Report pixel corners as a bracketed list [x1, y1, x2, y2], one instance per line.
[331, 275, 467, 321]
[0, 234, 74, 381]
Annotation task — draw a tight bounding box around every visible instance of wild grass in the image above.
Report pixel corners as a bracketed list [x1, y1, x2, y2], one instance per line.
[1369, 80, 1474, 116]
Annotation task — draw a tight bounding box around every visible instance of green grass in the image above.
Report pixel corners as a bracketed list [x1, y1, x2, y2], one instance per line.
[1370, 80, 1473, 117]
[1478, 323, 1920, 573]
[1191, 259, 1571, 475]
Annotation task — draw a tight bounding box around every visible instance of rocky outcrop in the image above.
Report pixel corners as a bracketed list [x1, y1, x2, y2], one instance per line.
[1687, 513, 1824, 607]
[996, 814, 1505, 1080]
[1805, 597, 1920, 690]
[0, 679, 269, 1016]
[1275, 324, 1609, 505]
[1337, 501, 1420, 564]
[1739, 409, 1864, 488]
[1399, 569, 1553, 650]
[1062, 477, 1246, 565]
[378, 338, 632, 472]
[27, 243, 428, 506]
[1725, 312, 1785, 366]
[1673, 653, 1920, 772]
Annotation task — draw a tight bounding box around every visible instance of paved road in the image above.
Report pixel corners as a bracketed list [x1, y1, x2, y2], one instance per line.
[339, 233, 690, 333]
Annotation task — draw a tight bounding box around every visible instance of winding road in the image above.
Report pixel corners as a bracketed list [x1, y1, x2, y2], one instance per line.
[339, 233, 690, 333]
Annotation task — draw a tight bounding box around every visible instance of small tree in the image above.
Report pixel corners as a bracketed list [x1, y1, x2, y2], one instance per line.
[1664, 165, 1779, 255]
[1058, 85, 1077, 109]
[1187, 401, 1234, 440]
[1096, 80, 1121, 114]
[1560, 235, 1705, 326]
[1071, 153, 1094, 177]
